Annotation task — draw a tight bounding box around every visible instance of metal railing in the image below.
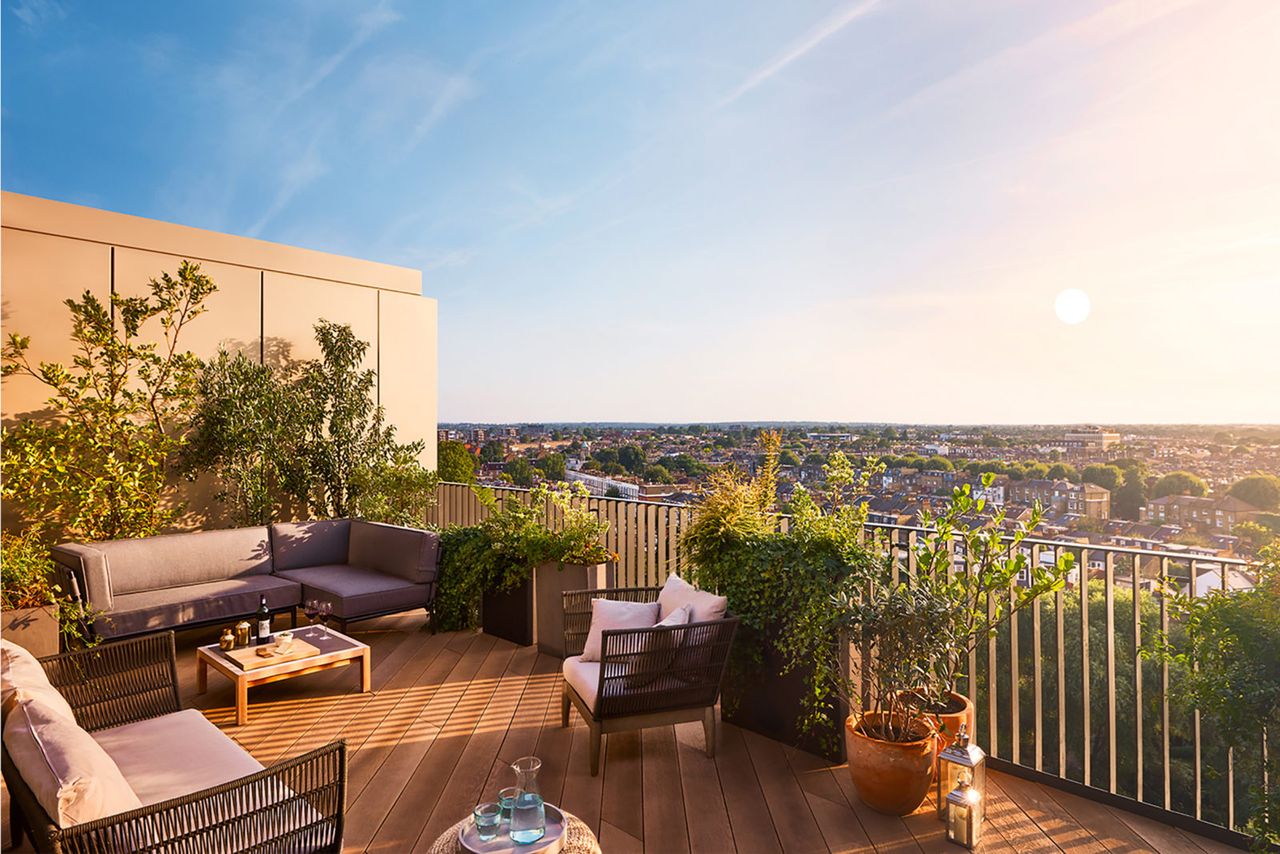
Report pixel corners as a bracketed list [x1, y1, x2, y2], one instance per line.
[430, 481, 1259, 847]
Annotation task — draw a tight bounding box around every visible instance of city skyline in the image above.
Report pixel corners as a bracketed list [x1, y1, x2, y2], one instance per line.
[5, 0, 1279, 423]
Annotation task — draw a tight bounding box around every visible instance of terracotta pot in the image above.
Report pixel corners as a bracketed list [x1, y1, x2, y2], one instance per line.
[845, 713, 936, 815]
[927, 691, 976, 756]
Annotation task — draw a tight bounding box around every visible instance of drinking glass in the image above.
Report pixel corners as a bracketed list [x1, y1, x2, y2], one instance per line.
[498, 786, 519, 823]
[472, 803, 501, 842]
[317, 601, 333, 637]
[303, 599, 321, 632]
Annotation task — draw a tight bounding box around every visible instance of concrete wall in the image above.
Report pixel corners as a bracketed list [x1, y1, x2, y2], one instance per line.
[1, 191, 437, 525]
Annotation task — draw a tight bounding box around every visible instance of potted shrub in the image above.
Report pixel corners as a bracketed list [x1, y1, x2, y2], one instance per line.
[684, 435, 876, 761]
[1154, 543, 1280, 849]
[0, 529, 86, 657]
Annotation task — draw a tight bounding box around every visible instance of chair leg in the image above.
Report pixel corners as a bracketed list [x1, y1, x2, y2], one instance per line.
[9, 788, 26, 847]
[703, 706, 717, 758]
[589, 725, 602, 776]
[290, 608, 298, 629]
[561, 686, 570, 728]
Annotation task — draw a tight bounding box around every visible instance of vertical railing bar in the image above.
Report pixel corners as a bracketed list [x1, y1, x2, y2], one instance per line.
[1009, 542, 1020, 767]
[1106, 550, 1117, 794]
[1161, 555, 1171, 811]
[1055, 547, 1066, 777]
[988, 563, 999, 758]
[1032, 543, 1043, 773]
[1224, 560, 1234, 829]
[1135, 552, 1145, 804]
[1081, 547, 1091, 788]
[1193, 561, 1203, 821]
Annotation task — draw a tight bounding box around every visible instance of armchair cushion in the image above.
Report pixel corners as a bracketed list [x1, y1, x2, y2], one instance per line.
[625, 604, 692, 689]
[92, 709, 264, 806]
[658, 574, 727, 623]
[563, 655, 601, 713]
[580, 599, 658, 662]
[1, 639, 75, 722]
[3, 696, 142, 828]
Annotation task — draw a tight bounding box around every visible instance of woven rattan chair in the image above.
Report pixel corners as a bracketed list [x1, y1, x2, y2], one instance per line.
[561, 586, 738, 776]
[2, 632, 346, 853]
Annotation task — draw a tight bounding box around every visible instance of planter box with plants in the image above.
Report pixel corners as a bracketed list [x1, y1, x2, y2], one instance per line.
[435, 482, 616, 652]
[1, 529, 95, 657]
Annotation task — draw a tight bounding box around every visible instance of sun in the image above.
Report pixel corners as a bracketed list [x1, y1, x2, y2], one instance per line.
[1054, 288, 1091, 325]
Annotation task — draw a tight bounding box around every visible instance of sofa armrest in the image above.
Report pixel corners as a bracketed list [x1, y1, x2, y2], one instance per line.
[38, 632, 180, 732]
[51, 542, 113, 614]
[12, 741, 346, 854]
[561, 586, 661, 658]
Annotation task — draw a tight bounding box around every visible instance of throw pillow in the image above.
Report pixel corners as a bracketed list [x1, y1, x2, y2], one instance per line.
[1, 639, 76, 721]
[3, 697, 143, 827]
[624, 603, 693, 689]
[580, 599, 659, 662]
[657, 574, 727, 623]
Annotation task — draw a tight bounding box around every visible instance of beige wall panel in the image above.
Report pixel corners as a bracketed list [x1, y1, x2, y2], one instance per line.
[1, 228, 110, 421]
[379, 291, 438, 467]
[262, 271, 378, 374]
[2, 191, 421, 294]
[113, 248, 261, 361]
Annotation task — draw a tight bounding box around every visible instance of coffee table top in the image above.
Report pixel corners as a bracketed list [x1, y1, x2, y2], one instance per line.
[198, 624, 367, 675]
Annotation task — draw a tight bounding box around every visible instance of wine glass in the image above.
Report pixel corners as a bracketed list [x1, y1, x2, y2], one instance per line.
[303, 599, 321, 634]
[317, 601, 333, 637]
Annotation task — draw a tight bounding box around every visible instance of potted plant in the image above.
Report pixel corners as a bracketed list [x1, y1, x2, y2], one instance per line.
[684, 435, 876, 761]
[0, 529, 98, 656]
[1153, 543, 1279, 849]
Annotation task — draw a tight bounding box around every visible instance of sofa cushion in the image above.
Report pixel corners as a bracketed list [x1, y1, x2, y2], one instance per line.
[1, 640, 75, 722]
[348, 520, 439, 585]
[270, 520, 351, 571]
[658, 574, 727, 623]
[580, 598, 659, 662]
[92, 709, 264, 806]
[3, 696, 143, 828]
[96, 575, 301, 639]
[51, 543, 114, 613]
[275, 564, 429, 620]
[90, 527, 273, 596]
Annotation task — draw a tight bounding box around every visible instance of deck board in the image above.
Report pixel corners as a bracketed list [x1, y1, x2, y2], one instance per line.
[0, 618, 1247, 853]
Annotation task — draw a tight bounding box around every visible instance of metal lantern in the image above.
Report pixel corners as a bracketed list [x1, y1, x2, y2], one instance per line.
[945, 777, 982, 849]
[936, 723, 986, 820]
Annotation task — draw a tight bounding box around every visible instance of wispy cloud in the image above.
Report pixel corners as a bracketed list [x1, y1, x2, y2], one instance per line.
[247, 140, 329, 237]
[9, 0, 65, 33]
[406, 74, 477, 151]
[278, 0, 402, 111]
[719, 0, 878, 106]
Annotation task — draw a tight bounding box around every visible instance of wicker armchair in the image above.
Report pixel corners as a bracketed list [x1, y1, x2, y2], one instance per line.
[561, 586, 738, 775]
[2, 632, 346, 853]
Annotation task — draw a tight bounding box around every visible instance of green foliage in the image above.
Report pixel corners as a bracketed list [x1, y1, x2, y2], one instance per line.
[1, 529, 100, 647]
[643, 464, 673, 484]
[1082, 463, 1124, 491]
[479, 440, 506, 464]
[1235, 521, 1280, 551]
[437, 440, 477, 483]
[617, 444, 645, 474]
[2, 262, 215, 541]
[923, 455, 953, 472]
[434, 483, 616, 631]
[1114, 475, 1149, 520]
[1155, 545, 1280, 848]
[1153, 470, 1208, 499]
[507, 457, 534, 487]
[778, 449, 802, 467]
[1047, 462, 1079, 482]
[658, 453, 708, 478]
[1229, 474, 1280, 511]
[535, 452, 566, 481]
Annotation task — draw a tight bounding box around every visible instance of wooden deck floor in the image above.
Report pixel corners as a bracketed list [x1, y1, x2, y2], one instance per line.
[3, 614, 1243, 853]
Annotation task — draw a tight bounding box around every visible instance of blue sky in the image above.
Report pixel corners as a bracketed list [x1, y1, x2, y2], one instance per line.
[5, 0, 1279, 423]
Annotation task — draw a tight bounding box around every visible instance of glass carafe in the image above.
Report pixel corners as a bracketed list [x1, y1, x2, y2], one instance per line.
[509, 756, 546, 843]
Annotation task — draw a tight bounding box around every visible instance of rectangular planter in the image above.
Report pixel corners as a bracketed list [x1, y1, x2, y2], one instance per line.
[481, 562, 612, 656]
[721, 627, 847, 763]
[2, 604, 60, 658]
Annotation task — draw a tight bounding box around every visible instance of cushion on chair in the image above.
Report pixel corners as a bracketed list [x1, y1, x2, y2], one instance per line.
[92, 709, 264, 806]
[269, 520, 352, 571]
[657, 574, 727, 623]
[1, 639, 76, 721]
[97, 575, 301, 638]
[348, 520, 439, 584]
[3, 696, 143, 828]
[275, 564, 430, 619]
[562, 655, 601, 713]
[580, 598, 659, 662]
[624, 603, 692, 689]
[91, 527, 274, 595]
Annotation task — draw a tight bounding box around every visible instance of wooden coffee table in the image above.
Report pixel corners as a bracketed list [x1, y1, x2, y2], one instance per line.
[196, 624, 370, 725]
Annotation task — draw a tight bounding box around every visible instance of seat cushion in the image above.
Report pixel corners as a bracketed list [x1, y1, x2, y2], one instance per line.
[274, 564, 429, 620]
[92, 709, 263, 806]
[348, 520, 439, 584]
[1, 639, 75, 721]
[3, 696, 143, 827]
[270, 520, 351, 571]
[581, 598, 659, 662]
[92, 527, 273, 595]
[562, 656, 601, 713]
[657, 574, 727, 623]
[97, 575, 301, 638]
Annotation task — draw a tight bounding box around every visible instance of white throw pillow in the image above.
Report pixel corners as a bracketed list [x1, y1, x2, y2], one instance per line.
[1, 639, 75, 721]
[580, 598, 659, 662]
[3, 697, 143, 828]
[625, 603, 693, 689]
[657, 574, 727, 623]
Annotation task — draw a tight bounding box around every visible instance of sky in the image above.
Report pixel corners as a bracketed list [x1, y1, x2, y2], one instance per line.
[4, 0, 1279, 424]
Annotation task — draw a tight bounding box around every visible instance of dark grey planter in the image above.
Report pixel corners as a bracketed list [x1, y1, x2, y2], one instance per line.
[482, 562, 612, 656]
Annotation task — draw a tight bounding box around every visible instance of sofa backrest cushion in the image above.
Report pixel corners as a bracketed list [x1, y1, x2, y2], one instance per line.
[94, 527, 273, 596]
[1, 640, 76, 722]
[3, 696, 143, 828]
[348, 520, 439, 585]
[270, 519, 351, 571]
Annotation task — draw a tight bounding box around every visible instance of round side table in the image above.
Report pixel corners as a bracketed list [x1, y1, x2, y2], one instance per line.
[428, 809, 601, 854]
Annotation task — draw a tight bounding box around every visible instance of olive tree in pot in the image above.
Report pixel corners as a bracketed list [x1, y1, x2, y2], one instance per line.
[1, 529, 97, 656]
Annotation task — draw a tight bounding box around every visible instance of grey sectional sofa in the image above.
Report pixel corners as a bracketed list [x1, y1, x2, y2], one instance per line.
[51, 519, 439, 640]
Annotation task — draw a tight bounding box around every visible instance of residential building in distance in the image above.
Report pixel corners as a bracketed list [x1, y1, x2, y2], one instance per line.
[1142, 494, 1262, 531]
[1007, 478, 1111, 520]
[1062, 427, 1122, 451]
[566, 470, 641, 500]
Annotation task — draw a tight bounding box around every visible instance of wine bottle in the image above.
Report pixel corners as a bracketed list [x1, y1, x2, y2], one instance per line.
[256, 595, 271, 645]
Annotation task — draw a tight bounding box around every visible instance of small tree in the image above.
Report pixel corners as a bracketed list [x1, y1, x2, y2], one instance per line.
[1082, 463, 1124, 491]
[1229, 475, 1280, 512]
[506, 456, 535, 488]
[437, 440, 477, 483]
[2, 262, 215, 541]
[1153, 471, 1208, 499]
